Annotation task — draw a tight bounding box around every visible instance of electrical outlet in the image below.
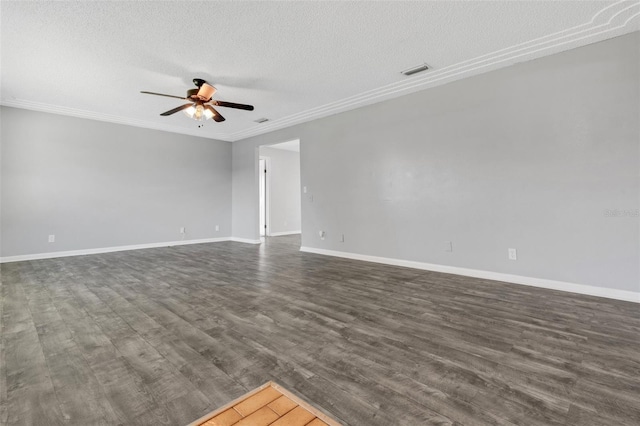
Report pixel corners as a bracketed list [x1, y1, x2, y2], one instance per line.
[508, 248, 517, 260]
[444, 241, 453, 252]
[215, 225, 219, 232]
[48, 234, 55, 243]
[319, 230, 325, 240]
[303, 186, 307, 193]
[340, 234, 345, 243]
[179, 227, 186, 234]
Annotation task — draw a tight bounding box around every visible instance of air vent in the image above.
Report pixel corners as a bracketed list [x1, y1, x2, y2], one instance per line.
[401, 63, 430, 76]
[254, 118, 269, 123]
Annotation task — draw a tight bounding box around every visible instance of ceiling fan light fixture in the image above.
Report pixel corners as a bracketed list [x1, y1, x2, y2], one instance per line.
[194, 104, 205, 120]
[184, 104, 212, 121]
[183, 105, 196, 118]
[142, 78, 253, 123]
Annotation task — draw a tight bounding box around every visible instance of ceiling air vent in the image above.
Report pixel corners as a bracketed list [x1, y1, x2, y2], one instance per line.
[401, 63, 430, 76]
[254, 118, 269, 123]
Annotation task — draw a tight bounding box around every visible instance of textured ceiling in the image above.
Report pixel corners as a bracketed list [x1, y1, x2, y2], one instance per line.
[1, 1, 638, 142]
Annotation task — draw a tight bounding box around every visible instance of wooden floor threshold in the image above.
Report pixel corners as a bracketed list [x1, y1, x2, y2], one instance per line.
[189, 381, 342, 426]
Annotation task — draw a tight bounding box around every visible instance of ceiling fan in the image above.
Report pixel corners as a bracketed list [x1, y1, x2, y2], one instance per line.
[141, 78, 254, 123]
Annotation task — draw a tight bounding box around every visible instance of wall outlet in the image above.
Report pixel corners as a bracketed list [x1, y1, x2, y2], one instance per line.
[179, 227, 186, 234]
[319, 230, 325, 240]
[48, 234, 55, 243]
[444, 241, 453, 252]
[340, 234, 345, 243]
[303, 186, 307, 193]
[215, 225, 219, 232]
[508, 248, 517, 260]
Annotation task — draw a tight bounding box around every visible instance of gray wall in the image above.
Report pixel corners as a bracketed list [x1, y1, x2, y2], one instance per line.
[259, 146, 301, 235]
[232, 33, 639, 293]
[1, 107, 232, 257]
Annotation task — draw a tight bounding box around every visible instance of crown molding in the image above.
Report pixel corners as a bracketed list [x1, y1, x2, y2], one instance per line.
[2, 1, 638, 143]
[228, 0, 640, 141]
[0, 99, 236, 142]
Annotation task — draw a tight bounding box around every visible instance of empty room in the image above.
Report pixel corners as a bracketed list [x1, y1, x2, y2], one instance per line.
[1, 1, 639, 426]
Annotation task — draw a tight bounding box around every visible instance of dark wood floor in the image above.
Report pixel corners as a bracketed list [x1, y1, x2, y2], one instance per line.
[1, 235, 639, 426]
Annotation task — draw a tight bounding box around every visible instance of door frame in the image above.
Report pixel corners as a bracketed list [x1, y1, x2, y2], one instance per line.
[258, 156, 272, 237]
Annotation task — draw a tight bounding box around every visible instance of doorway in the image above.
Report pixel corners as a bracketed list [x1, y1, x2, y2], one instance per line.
[259, 158, 268, 237]
[258, 140, 301, 239]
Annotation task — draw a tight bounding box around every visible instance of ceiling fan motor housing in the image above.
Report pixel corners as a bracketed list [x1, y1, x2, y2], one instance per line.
[190, 79, 216, 101]
[198, 84, 216, 100]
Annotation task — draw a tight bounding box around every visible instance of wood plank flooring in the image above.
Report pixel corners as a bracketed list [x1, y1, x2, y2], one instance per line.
[1, 235, 639, 425]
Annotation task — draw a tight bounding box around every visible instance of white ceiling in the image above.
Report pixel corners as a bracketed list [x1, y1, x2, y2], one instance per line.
[1, 1, 638, 142]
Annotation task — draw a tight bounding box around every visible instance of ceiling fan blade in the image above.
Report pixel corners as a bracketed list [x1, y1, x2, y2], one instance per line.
[160, 103, 193, 116]
[141, 91, 187, 100]
[205, 105, 225, 122]
[210, 100, 254, 111]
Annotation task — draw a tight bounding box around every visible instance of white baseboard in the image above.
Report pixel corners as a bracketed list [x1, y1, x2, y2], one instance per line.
[0, 237, 246, 263]
[268, 231, 301, 237]
[228, 237, 262, 244]
[0, 236, 267, 263]
[299, 246, 639, 304]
